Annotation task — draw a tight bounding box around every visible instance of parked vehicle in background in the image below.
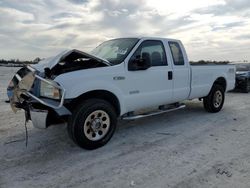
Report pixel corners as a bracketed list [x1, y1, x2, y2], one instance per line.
[235, 63, 250, 93]
[7, 37, 236, 150]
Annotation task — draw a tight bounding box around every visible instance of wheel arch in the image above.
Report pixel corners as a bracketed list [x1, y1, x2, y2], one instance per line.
[212, 77, 227, 91]
[67, 90, 121, 116]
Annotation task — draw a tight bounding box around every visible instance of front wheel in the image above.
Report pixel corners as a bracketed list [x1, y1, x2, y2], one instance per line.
[203, 85, 225, 113]
[68, 99, 117, 150]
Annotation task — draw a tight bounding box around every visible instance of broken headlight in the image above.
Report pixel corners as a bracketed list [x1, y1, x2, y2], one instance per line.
[40, 80, 61, 100]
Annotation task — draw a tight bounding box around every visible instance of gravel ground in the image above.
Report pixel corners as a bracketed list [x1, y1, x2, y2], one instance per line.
[1, 66, 250, 188]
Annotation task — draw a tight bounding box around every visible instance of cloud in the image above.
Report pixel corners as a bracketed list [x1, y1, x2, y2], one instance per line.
[235, 34, 250, 40]
[195, 0, 250, 16]
[68, 0, 87, 4]
[211, 21, 246, 31]
[0, 0, 250, 61]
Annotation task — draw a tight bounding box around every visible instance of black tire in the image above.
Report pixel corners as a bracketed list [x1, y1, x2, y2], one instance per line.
[203, 84, 225, 113]
[68, 99, 117, 150]
[243, 80, 250, 93]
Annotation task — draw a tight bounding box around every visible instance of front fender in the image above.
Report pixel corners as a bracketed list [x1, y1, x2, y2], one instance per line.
[57, 79, 127, 115]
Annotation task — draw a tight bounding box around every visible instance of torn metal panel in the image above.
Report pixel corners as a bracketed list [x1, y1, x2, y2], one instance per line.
[7, 67, 36, 113]
[18, 72, 35, 91]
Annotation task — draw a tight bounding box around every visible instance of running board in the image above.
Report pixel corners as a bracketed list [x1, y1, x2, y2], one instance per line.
[122, 104, 186, 120]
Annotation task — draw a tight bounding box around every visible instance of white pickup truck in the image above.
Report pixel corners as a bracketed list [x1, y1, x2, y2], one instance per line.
[7, 37, 235, 149]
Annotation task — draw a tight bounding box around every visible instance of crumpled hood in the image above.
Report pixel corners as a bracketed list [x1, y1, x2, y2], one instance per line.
[32, 49, 110, 72]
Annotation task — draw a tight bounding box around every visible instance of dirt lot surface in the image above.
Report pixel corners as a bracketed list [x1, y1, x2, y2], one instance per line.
[1, 66, 250, 188]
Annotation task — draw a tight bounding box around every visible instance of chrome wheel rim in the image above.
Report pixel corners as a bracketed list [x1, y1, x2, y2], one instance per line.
[213, 90, 223, 108]
[84, 110, 110, 141]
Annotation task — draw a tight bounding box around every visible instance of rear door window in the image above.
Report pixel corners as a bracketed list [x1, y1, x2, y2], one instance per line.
[169, 42, 185, 66]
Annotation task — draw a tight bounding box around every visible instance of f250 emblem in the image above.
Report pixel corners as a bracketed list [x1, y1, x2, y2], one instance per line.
[113, 76, 125, 80]
[129, 90, 140, 94]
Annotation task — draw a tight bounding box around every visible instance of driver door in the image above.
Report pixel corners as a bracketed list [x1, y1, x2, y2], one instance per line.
[124, 40, 173, 112]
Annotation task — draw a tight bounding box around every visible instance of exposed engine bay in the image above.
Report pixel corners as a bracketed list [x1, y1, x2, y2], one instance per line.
[49, 50, 109, 77]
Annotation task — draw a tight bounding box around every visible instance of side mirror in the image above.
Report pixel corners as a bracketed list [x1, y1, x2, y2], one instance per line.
[128, 55, 151, 71]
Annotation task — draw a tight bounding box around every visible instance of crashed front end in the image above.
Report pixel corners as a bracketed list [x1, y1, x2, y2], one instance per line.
[7, 49, 110, 129]
[7, 65, 67, 129]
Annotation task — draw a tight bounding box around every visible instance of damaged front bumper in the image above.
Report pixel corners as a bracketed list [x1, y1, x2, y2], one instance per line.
[30, 108, 48, 129]
[7, 65, 70, 129]
[19, 66, 66, 109]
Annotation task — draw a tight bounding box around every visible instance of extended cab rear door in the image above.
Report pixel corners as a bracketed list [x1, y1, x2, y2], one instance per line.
[167, 40, 191, 102]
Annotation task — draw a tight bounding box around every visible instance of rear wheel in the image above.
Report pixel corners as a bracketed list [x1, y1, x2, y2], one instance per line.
[203, 85, 225, 113]
[68, 99, 117, 150]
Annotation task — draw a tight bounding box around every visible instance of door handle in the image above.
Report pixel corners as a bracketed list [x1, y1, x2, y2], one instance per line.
[168, 71, 173, 80]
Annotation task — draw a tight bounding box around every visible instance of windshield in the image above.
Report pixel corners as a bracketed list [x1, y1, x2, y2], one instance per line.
[236, 63, 250, 71]
[91, 38, 139, 65]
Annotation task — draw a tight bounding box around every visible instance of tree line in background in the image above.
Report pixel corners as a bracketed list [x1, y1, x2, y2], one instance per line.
[190, 60, 230, 65]
[0, 57, 42, 67]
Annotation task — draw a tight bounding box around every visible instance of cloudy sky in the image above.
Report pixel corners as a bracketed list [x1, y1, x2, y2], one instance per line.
[0, 0, 250, 61]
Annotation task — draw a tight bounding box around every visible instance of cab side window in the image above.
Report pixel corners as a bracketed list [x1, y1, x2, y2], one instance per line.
[130, 40, 167, 67]
[169, 41, 185, 65]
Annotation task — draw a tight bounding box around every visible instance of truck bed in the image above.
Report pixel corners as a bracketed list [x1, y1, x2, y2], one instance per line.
[189, 64, 235, 99]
